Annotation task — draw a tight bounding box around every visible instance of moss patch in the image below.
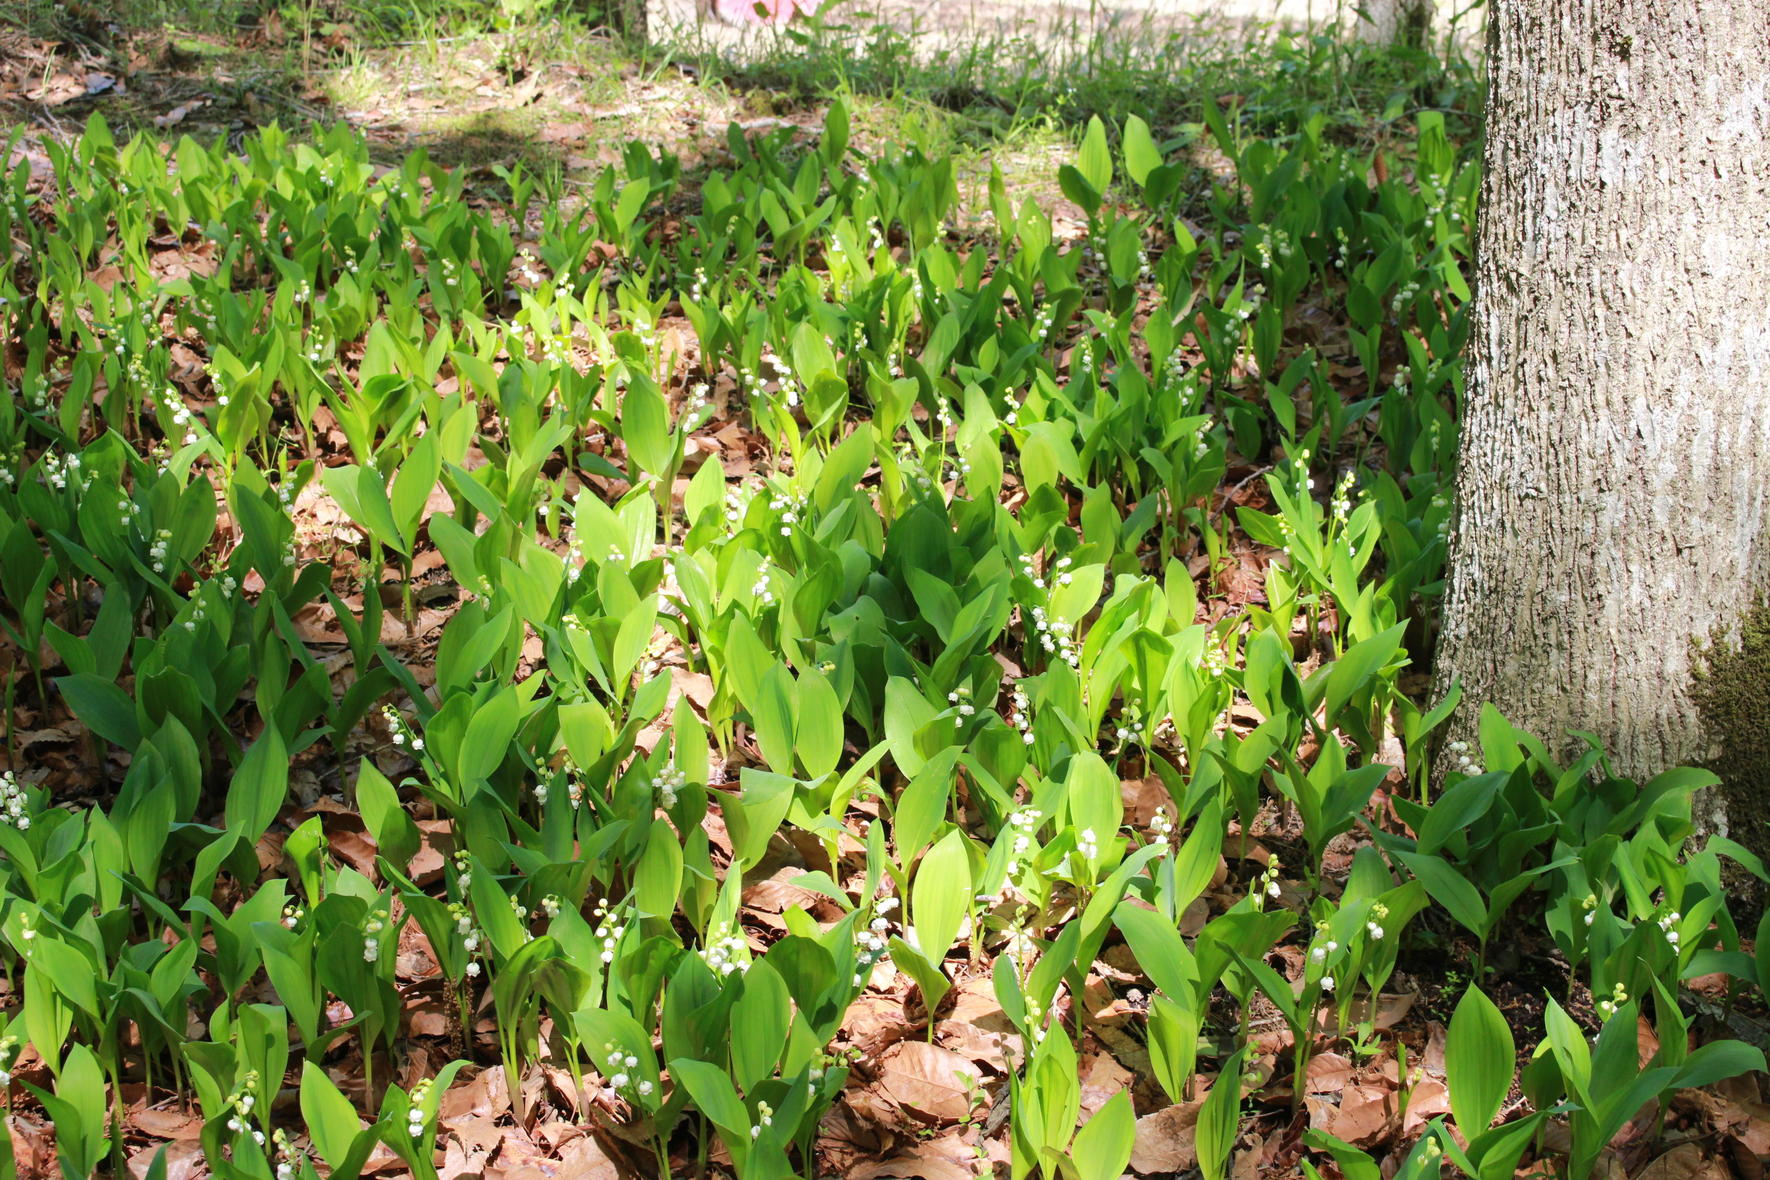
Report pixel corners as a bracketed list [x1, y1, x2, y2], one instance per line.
[1690, 603, 1770, 917]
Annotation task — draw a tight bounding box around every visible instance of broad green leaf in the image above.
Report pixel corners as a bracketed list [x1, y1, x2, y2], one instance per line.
[1077, 115, 1112, 196]
[355, 759, 419, 873]
[730, 960, 790, 1090]
[1067, 1090, 1136, 1180]
[226, 727, 289, 842]
[635, 820, 684, 920]
[911, 829, 972, 963]
[56, 673, 141, 750]
[1446, 986, 1511, 1134]
[1123, 115, 1163, 186]
[1396, 850, 1487, 937]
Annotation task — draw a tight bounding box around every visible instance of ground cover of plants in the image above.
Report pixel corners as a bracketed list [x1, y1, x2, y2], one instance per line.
[1, 9, 1769, 1180]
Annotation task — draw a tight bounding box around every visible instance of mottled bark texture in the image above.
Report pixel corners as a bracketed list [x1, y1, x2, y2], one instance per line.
[1433, 0, 1770, 831]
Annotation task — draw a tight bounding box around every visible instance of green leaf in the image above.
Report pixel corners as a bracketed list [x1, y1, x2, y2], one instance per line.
[1077, 115, 1112, 196]
[1068, 1089, 1136, 1180]
[883, 676, 938, 777]
[1114, 901, 1198, 1002]
[284, 816, 327, 907]
[226, 727, 289, 842]
[56, 673, 141, 750]
[670, 1056, 751, 1143]
[730, 959, 790, 1090]
[301, 1059, 371, 1174]
[794, 666, 844, 780]
[1668, 1039, 1766, 1091]
[635, 820, 684, 920]
[728, 769, 797, 871]
[355, 759, 419, 873]
[1396, 850, 1487, 937]
[1197, 1046, 1247, 1180]
[912, 829, 972, 963]
[1446, 986, 1511, 1134]
[1416, 772, 1505, 855]
[1123, 115, 1163, 187]
[752, 662, 797, 773]
[621, 377, 673, 477]
[461, 688, 519, 783]
[1323, 620, 1407, 720]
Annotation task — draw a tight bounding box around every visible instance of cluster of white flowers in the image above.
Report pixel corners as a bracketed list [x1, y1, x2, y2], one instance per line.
[1006, 682, 1035, 745]
[1389, 277, 1420, 315]
[853, 901, 894, 985]
[1023, 606, 1075, 672]
[1002, 387, 1026, 426]
[1234, 284, 1265, 324]
[651, 766, 686, 808]
[749, 1100, 775, 1139]
[272, 1127, 305, 1180]
[1113, 703, 1144, 747]
[224, 1071, 266, 1145]
[1309, 926, 1342, 994]
[363, 909, 388, 963]
[148, 528, 174, 574]
[603, 1043, 653, 1096]
[594, 901, 628, 966]
[382, 705, 425, 752]
[1254, 225, 1294, 269]
[1201, 638, 1229, 678]
[1366, 902, 1389, 942]
[701, 921, 750, 976]
[1251, 854, 1282, 910]
[1149, 806, 1174, 848]
[0, 772, 32, 831]
[768, 490, 807, 537]
[1444, 740, 1481, 775]
[1580, 893, 1599, 927]
[181, 593, 207, 633]
[406, 1079, 431, 1139]
[684, 380, 713, 425]
[1329, 470, 1355, 525]
[38, 451, 89, 493]
[1002, 808, 1043, 878]
[1022, 995, 1048, 1045]
[1595, 980, 1628, 1021]
[280, 902, 305, 930]
[548, 756, 586, 811]
[946, 688, 976, 718]
[1658, 910, 1682, 949]
[751, 557, 776, 605]
[448, 900, 484, 977]
[724, 482, 752, 529]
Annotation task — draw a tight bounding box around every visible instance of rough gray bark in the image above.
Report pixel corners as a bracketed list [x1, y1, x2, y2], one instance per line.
[1433, 1, 1770, 808]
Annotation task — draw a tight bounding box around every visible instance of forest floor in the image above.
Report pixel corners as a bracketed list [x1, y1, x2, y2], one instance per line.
[0, 2, 1765, 1179]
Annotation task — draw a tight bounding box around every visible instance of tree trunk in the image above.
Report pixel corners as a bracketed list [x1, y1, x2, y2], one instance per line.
[1352, 0, 1436, 49]
[1433, 0, 1770, 831]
